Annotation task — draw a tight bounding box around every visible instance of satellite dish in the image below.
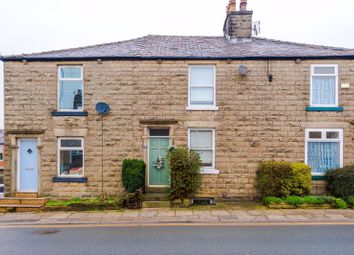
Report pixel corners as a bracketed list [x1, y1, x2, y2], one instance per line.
[239, 65, 249, 76]
[95, 102, 110, 116]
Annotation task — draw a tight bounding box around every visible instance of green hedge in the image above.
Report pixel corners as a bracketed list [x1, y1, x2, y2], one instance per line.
[122, 159, 146, 193]
[326, 165, 354, 199]
[168, 147, 202, 202]
[257, 161, 312, 197]
[348, 196, 354, 207]
[263, 196, 348, 209]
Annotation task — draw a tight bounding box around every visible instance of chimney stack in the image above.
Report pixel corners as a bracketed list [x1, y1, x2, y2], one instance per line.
[223, 0, 253, 42]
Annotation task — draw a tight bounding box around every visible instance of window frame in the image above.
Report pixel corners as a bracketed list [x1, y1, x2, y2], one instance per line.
[187, 65, 219, 111]
[305, 128, 343, 176]
[310, 64, 339, 107]
[188, 128, 219, 174]
[57, 66, 84, 112]
[57, 137, 84, 178]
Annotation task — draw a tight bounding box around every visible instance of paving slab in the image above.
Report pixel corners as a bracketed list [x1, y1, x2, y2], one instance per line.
[0, 209, 353, 226]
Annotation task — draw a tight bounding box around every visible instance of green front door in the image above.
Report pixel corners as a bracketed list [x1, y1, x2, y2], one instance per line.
[149, 138, 170, 186]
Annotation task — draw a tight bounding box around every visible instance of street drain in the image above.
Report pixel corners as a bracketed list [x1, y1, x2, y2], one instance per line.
[33, 229, 61, 235]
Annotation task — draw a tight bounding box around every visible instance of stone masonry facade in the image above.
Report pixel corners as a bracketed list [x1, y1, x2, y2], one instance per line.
[3, 59, 354, 199]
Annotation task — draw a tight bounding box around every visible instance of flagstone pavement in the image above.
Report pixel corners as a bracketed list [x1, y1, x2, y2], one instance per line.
[0, 209, 354, 226]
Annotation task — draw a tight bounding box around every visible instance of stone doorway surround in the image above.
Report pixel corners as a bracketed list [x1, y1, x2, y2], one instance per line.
[6, 130, 44, 197]
[140, 120, 178, 189]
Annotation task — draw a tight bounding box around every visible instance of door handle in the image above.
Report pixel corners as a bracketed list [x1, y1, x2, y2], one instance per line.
[25, 168, 34, 171]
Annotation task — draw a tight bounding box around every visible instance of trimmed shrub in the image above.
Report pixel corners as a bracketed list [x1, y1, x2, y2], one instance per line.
[122, 159, 146, 193]
[327, 165, 354, 199]
[334, 198, 348, 209]
[284, 196, 304, 206]
[303, 196, 326, 205]
[168, 147, 202, 202]
[257, 161, 311, 197]
[348, 196, 354, 207]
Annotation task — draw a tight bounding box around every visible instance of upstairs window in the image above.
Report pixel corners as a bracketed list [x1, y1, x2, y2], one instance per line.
[310, 65, 338, 107]
[305, 129, 343, 175]
[58, 66, 83, 111]
[188, 66, 217, 110]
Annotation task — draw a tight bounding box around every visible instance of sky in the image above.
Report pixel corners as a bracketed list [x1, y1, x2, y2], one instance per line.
[1, 0, 354, 129]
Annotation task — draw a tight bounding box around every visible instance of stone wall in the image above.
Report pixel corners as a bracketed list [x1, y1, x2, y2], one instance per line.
[3, 59, 354, 199]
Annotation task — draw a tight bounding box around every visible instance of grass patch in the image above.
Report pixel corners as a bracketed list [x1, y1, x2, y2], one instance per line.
[45, 197, 121, 210]
[263, 195, 348, 209]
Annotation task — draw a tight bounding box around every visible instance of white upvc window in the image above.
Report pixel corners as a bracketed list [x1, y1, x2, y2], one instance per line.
[58, 138, 84, 177]
[188, 128, 219, 174]
[187, 65, 218, 111]
[58, 66, 84, 111]
[305, 129, 343, 176]
[310, 64, 338, 107]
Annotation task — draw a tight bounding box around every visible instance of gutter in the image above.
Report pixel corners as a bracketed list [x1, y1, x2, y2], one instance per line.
[2, 55, 354, 62]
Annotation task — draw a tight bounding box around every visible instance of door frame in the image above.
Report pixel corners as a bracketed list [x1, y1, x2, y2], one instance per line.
[17, 138, 39, 192]
[147, 134, 172, 188]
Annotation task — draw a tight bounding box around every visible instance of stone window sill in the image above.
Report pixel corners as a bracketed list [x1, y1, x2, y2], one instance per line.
[52, 177, 88, 183]
[306, 106, 344, 112]
[201, 169, 220, 175]
[186, 106, 219, 111]
[52, 111, 88, 117]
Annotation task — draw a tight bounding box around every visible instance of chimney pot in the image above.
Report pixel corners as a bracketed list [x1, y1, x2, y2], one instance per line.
[240, 0, 247, 11]
[226, 0, 236, 15]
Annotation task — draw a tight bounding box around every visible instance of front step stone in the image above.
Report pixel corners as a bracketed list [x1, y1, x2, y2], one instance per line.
[144, 193, 169, 201]
[15, 192, 38, 198]
[143, 201, 171, 208]
[0, 196, 48, 212]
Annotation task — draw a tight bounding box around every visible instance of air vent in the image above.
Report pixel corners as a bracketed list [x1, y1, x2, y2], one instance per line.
[190, 197, 216, 206]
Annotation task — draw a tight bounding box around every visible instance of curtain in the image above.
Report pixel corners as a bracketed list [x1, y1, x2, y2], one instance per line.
[312, 77, 336, 105]
[308, 142, 340, 173]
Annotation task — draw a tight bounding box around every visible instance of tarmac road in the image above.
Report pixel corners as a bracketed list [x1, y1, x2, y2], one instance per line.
[1, 224, 354, 255]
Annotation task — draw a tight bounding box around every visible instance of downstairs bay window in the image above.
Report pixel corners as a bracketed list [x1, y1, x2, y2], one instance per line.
[305, 129, 343, 176]
[58, 138, 84, 177]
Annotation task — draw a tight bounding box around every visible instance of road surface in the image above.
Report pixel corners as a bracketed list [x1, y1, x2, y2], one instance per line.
[0, 224, 353, 255]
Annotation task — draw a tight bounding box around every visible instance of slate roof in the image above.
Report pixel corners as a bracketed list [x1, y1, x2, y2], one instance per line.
[2, 35, 354, 61]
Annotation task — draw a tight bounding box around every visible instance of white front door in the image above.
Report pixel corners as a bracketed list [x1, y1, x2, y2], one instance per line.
[18, 139, 38, 192]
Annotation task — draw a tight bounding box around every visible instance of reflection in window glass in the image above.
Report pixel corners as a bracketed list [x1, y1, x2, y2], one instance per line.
[58, 138, 84, 177]
[189, 130, 214, 168]
[58, 67, 83, 110]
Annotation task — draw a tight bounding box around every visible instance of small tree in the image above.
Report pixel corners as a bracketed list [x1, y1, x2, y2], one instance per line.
[168, 147, 202, 203]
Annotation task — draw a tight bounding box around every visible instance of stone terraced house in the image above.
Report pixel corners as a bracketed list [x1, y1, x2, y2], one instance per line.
[1, 0, 354, 200]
